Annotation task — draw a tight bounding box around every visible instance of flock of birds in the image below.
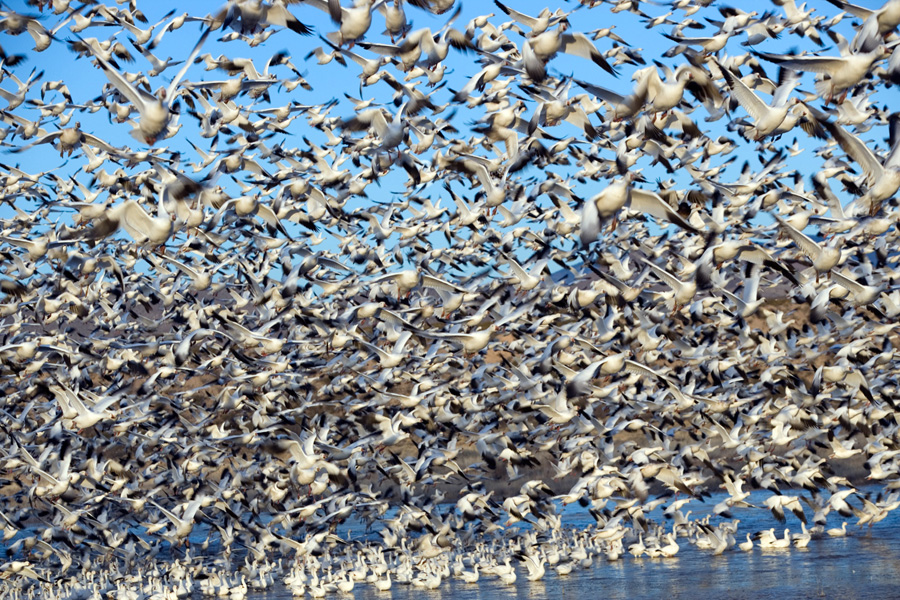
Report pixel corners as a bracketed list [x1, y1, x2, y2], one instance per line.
[1, 0, 900, 597]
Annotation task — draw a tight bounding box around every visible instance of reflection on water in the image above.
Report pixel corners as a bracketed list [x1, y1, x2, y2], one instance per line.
[237, 486, 900, 600]
[4, 487, 896, 599]
[318, 527, 899, 600]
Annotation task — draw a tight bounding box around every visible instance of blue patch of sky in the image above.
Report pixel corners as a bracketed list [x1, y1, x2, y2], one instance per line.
[0, 0, 893, 287]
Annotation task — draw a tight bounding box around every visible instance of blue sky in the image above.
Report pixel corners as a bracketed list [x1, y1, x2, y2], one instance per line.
[0, 0, 892, 266]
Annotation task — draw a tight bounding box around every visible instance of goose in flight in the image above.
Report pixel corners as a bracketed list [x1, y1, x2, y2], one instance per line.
[817, 113, 900, 215]
[212, 0, 314, 36]
[83, 27, 210, 143]
[412, 325, 496, 355]
[640, 257, 697, 310]
[636, 61, 720, 116]
[772, 214, 843, 279]
[829, 268, 883, 306]
[79, 186, 180, 247]
[518, 20, 617, 82]
[8, 122, 121, 157]
[499, 252, 547, 291]
[493, 2, 568, 36]
[358, 6, 474, 71]
[148, 497, 207, 543]
[580, 173, 697, 246]
[754, 42, 890, 102]
[303, 0, 379, 46]
[714, 60, 801, 140]
[824, 0, 900, 51]
[515, 550, 546, 581]
[764, 494, 807, 524]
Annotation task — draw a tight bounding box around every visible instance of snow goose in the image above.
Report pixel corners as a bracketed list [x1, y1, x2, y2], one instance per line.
[148, 497, 207, 543]
[715, 264, 765, 318]
[754, 43, 889, 102]
[756, 528, 790, 550]
[663, 30, 731, 54]
[764, 494, 807, 524]
[516, 551, 546, 581]
[855, 494, 900, 526]
[521, 21, 617, 83]
[572, 77, 645, 121]
[714, 59, 800, 139]
[48, 383, 123, 430]
[83, 27, 210, 144]
[660, 533, 680, 557]
[817, 113, 900, 215]
[638, 61, 718, 115]
[772, 214, 843, 278]
[580, 174, 697, 246]
[360, 10, 473, 71]
[493, 2, 566, 36]
[373, 572, 391, 591]
[829, 268, 883, 306]
[305, 0, 378, 46]
[376, 0, 410, 41]
[791, 523, 812, 548]
[410, 325, 496, 355]
[368, 269, 420, 298]
[824, 0, 900, 51]
[211, 1, 313, 36]
[79, 187, 180, 248]
[639, 257, 697, 310]
[8, 121, 121, 157]
[0, 12, 51, 51]
[826, 522, 849, 537]
[497, 568, 517, 585]
[500, 252, 547, 291]
[754, 529, 777, 548]
[459, 563, 479, 583]
[628, 534, 646, 558]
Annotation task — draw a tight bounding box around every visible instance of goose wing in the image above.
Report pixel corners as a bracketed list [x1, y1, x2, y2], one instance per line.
[629, 188, 697, 232]
[772, 215, 822, 259]
[579, 195, 601, 246]
[421, 274, 468, 294]
[560, 32, 617, 76]
[820, 118, 884, 183]
[164, 27, 211, 102]
[829, 269, 867, 295]
[754, 52, 847, 75]
[640, 258, 687, 293]
[494, 1, 542, 30]
[716, 61, 773, 122]
[822, 0, 874, 20]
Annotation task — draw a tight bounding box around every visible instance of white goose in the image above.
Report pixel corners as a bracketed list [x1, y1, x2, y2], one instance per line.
[826, 522, 850, 538]
[306, 0, 378, 46]
[818, 114, 900, 215]
[85, 28, 210, 143]
[580, 173, 697, 245]
[518, 551, 546, 581]
[773, 214, 843, 278]
[640, 257, 697, 310]
[373, 571, 391, 591]
[715, 59, 800, 139]
[755, 43, 889, 102]
[79, 185, 180, 248]
[522, 21, 617, 82]
[829, 0, 900, 51]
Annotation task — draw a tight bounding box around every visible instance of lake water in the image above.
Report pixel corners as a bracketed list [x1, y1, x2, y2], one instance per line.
[231, 486, 900, 600]
[5, 487, 897, 599]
